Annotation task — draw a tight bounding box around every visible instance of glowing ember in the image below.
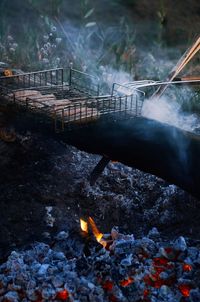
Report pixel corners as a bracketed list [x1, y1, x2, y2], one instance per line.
[164, 247, 173, 254]
[178, 284, 191, 297]
[119, 276, 134, 287]
[143, 289, 150, 298]
[109, 294, 118, 302]
[153, 257, 168, 266]
[35, 291, 42, 302]
[88, 216, 107, 247]
[183, 263, 192, 272]
[102, 280, 114, 291]
[56, 289, 69, 300]
[80, 218, 88, 233]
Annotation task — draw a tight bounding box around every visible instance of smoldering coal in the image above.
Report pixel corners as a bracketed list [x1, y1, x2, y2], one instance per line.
[1, 228, 200, 302]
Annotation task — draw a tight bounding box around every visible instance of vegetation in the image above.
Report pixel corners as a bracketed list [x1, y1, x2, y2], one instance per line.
[0, 0, 199, 79]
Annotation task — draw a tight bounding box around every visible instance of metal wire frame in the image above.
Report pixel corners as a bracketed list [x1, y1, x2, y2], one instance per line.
[0, 67, 100, 94]
[69, 68, 100, 96]
[111, 82, 145, 97]
[0, 68, 66, 91]
[0, 67, 145, 132]
[53, 93, 142, 132]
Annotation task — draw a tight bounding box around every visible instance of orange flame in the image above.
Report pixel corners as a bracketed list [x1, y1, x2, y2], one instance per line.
[88, 216, 107, 248]
[88, 216, 103, 242]
[80, 219, 88, 233]
[80, 216, 108, 248]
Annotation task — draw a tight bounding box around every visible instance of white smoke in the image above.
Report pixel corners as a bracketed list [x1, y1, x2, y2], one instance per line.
[142, 96, 200, 133]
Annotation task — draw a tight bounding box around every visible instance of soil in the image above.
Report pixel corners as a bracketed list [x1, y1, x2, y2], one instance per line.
[0, 109, 200, 262]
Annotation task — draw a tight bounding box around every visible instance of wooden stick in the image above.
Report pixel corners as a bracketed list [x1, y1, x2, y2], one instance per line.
[151, 36, 200, 99]
[175, 40, 200, 75]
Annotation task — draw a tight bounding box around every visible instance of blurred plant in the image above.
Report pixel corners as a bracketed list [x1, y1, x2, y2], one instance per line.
[157, 0, 168, 26]
[0, 0, 175, 84]
[0, 35, 19, 65]
[0, 0, 139, 75]
[156, 0, 168, 46]
[37, 18, 64, 69]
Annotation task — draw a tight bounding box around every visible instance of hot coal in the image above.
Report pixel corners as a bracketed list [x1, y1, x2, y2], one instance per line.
[0, 227, 200, 302]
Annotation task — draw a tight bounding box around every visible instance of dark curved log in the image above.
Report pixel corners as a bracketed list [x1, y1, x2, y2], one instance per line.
[62, 116, 200, 199]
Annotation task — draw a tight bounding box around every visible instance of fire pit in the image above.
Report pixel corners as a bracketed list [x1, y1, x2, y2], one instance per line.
[0, 218, 200, 302]
[1, 39, 200, 302]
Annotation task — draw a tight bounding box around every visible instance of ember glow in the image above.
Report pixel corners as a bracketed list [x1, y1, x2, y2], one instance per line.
[80, 218, 88, 233]
[119, 276, 134, 287]
[183, 263, 192, 272]
[102, 280, 114, 291]
[143, 289, 150, 299]
[178, 284, 191, 297]
[56, 289, 69, 300]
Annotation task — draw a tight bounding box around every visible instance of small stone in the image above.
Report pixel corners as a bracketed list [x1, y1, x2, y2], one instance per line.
[7, 284, 21, 291]
[120, 254, 132, 267]
[26, 289, 38, 301]
[187, 247, 199, 261]
[189, 289, 200, 302]
[195, 252, 200, 264]
[9, 251, 20, 259]
[138, 237, 157, 256]
[0, 288, 6, 296]
[160, 272, 170, 280]
[147, 227, 160, 239]
[4, 291, 19, 301]
[42, 287, 56, 299]
[173, 236, 187, 252]
[52, 276, 64, 288]
[53, 252, 66, 261]
[113, 239, 135, 254]
[42, 232, 51, 239]
[111, 226, 120, 240]
[37, 264, 49, 276]
[87, 282, 95, 290]
[55, 231, 69, 241]
[159, 246, 177, 260]
[159, 285, 171, 297]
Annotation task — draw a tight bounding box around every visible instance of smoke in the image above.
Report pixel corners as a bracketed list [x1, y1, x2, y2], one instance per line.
[55, 18, 200, 134]
[142, 96, 200, 133]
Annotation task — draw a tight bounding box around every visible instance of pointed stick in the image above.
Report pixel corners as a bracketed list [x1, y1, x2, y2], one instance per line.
[151, 36, 200, 100]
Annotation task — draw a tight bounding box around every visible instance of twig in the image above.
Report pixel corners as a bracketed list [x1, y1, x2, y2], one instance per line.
[151, 36, 200, 99]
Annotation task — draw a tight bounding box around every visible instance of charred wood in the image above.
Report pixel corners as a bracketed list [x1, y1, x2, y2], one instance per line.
[63, 116, 200, 199]
[90, 156, 110, 185]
